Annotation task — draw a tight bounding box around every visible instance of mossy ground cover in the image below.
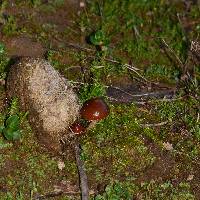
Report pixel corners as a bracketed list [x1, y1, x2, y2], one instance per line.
[0, 0, 199, 199]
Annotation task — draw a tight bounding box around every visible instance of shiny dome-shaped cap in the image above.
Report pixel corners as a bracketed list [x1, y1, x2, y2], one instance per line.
[70, 122, 86, 134]
[80, 97, 109, 121]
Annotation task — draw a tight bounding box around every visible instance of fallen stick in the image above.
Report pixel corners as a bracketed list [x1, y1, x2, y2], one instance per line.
[74, 143, 89, 200]
[140, 121, 168, 128]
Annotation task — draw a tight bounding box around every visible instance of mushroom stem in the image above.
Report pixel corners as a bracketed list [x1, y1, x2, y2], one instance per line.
[86, 120, 97, 131]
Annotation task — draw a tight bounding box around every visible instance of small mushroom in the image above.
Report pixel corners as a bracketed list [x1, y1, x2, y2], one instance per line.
[70, 122, 86, 135]
[69, 97, 109, 136]
[80, 97, 109, 128]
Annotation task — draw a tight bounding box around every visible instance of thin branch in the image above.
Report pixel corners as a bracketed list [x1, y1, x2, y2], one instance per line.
[62, 42, 95, 53]
[160, 38, 184, 69]
[107, 93, 182, 104]
[108, 86, 175, 98]
[93, 56, 148, 82]
[103, 57, 141, 71]
[75, 143, 89, 200]
[197, 112, 199, 123]
[133, 25, 140, 38]
[68, 80, 175, 100]
[177, 13, 190, 44]
[107, 96, 147, 105]
[86, 55, 147, 82]
[68, 80, 177, 104]
[50, 35, 148, 83]
[140, 121, 168, 128]
[150, 96, 183, 102]
[116, 62, 148, 83]
[52, 36, 95, 53]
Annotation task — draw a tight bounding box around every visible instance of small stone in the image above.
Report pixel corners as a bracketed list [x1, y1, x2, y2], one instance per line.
[57, 160, 65, 170]
[187, 174, 194, 181]
[6, 58, 80, 153]
[80, 1, 85, 8]
[163, 142, 173, 151]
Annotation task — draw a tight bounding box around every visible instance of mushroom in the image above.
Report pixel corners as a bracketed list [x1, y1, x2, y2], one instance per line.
[80, 97, 109, 128]
[70, 121, 86, 135]
[69, 97, 109, 135]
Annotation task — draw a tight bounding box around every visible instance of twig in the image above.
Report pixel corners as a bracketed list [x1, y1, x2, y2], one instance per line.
[140, 121, 168, 128]
[107, 93, 182, 104]
[90, 56, 148, 82]
[64, 42, 95, 52]
[75, 143, 89, 200]
[68, 80, 175, 99]
[108, 86, 175, 98]
[102, 57, 141, 71]
[68, 80, 177, 104]
[116, 62, 148, 83]
[150, 96, 183, 102]
[197, 112, 199, 123]
[51, 35, 148, 83]
[51, 35, 95, 53]
[177, 13, 190, 45]
[133, 25, 140, 38]
[86, 55, 147, 82]
[107, 96, 146, 105]
[160, 38, 184, 69]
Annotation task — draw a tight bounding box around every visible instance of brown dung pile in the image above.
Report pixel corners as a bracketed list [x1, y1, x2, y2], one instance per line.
[6, 57, 80, 153]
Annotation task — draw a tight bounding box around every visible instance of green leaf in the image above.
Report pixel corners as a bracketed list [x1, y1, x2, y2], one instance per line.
[90, 30, 106, 46]
[3, 127, 21, 140]
[6, 115, 20, 130]
[0, 43, 5, 54]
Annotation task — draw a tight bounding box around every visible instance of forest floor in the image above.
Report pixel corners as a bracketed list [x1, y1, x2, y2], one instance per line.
[0, 0, 200, 199]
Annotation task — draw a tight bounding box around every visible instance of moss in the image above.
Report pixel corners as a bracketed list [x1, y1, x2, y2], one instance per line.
[94, 180, 195, 200]
[81, 104, 155, 182]
[2, 15, 18, 36]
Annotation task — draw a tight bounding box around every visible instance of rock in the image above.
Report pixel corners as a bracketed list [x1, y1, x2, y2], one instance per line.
[6, 57, 80, 153]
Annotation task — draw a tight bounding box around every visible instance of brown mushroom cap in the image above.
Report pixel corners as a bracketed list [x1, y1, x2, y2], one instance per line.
[70, 122, 86, 134]
[80, 97, 109, 121]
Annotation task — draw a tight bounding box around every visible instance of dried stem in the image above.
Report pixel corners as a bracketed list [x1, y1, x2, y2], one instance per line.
[107, 96, 147, 105]
[74, 143, 89, 200]
[105, 58, 149, 83]
[140, 121, 168, 128]
[160, 38, 184, 69]
[109, 86, 175, 98]
[50, 35, 148, 83]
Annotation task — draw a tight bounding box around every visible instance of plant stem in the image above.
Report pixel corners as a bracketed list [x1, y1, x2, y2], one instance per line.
[74, 143, 89, 200]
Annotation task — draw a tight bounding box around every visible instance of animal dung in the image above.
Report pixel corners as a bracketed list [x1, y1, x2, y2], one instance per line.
[6, 57, 80, 153]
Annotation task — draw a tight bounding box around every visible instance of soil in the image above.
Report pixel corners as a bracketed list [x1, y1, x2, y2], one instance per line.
[1, 35, 46, 57]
